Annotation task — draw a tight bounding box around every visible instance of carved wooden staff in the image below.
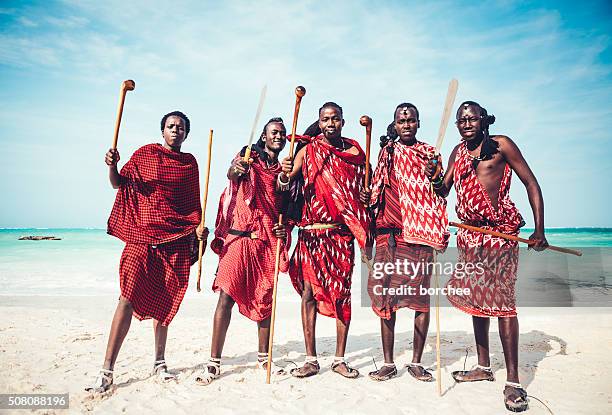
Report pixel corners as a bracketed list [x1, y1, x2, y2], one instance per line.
[449, 222, 582, 256]
[111, 80, 135, 149]
[196, 129, 214, 292]
[266, 86, 306, 384]
[359, 115, 372, 189]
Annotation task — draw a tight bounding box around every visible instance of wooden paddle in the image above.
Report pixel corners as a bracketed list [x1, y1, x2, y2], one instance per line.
[243, 85, 268, 163]
[196, 129, 214, 292]
[449, 222, 582, 256]
[266, 85, 306, 384]
[111, 80, 135, 150]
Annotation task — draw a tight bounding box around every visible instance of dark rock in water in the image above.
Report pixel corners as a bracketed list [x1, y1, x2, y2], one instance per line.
[18, 236, 62, 241]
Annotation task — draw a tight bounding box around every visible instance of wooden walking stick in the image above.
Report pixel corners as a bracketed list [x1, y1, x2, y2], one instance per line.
[432, 80, 459, 396]
[266, 85, 306, 384]
[434, 251, 442, 396]
[360, 115, 372, 189]
[196, 129, 214, 292]
[243, 85, 268, 163]
[449, 222, 582, 256]
[111, 80, 135, 149]
[266, 214, 284, 384]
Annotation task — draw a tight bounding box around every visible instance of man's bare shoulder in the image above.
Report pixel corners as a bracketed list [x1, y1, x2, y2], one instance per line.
[491, 135, 519, 152]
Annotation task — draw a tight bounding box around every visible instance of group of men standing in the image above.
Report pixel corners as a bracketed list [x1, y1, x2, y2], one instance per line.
[88, 98, 548, 413]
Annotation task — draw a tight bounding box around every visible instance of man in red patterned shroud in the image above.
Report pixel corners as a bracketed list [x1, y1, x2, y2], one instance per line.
[195, 118, 290, 385]
[280, 102, 371, 379]
[361, 103, 449, 382]
[86, 111, 208, 393]
[427, 101, 548, 412]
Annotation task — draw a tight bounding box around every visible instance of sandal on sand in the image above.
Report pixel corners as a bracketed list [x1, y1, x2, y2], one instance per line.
[504, 382, 529, 413]
[290, 356, 320, 378]
[195, 358, 221, 386]
[153, 360, 177, 382]
[406, 363, 434, 382]
[256, 352, 286, 375]
[368, 363, 397, 381]
[331, 357, 359, 379]
[451, 365, 495, 383]
[85, 368, 114, 393]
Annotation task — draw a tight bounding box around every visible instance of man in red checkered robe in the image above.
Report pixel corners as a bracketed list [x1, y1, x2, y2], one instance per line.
[280, 102, 371, 379]
[428, 101, 548, 412]
[363, 103, 449, 382]
[86, 111, 208, 394]
[195, 118, 290, 385]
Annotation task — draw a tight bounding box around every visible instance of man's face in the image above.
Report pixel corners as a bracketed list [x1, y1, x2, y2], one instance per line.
[394, 107, 419, 142]
[264, 122, 287, 154]
[318, 107, 344, 140]
[163, 116, 187, 148]
[456, 105, 483, 141]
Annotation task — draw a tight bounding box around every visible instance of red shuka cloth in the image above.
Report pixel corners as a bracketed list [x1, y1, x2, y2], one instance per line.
[107, 143, 201, 325]
[211, 152, 290, 322]
[289, 135, 372, 323]
[370, 140, 449, 250]
[446, 142, 524, 318]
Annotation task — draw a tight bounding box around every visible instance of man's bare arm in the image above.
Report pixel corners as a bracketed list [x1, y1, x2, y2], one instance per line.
[280, 146, 307, 179]
[105, 149, 121, 189]
[498, 135, 548, 249]
[426, 144, 459, 198]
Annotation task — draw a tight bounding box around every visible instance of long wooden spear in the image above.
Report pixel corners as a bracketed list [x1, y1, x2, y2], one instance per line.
[196, 129, 214, 292]
[266, 86, 306, 384]
[449, 222, 582, 256]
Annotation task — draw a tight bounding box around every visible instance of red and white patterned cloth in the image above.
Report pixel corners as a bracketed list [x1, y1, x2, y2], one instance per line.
[289, 135, 372, 323]
[370, 140, 449, 250]
[368, 158, 436, 317]
[108, 143, 201, 325]
[211, 151, 290, 322]
[447, 142, 524, 317]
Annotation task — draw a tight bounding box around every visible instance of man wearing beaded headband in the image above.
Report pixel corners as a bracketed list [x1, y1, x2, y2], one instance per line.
[426, 101, 548, 412]
[361, 103, 449, 382]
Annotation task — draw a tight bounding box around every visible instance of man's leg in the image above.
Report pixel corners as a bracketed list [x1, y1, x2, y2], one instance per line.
[291, 281, 319, 377]
[153, 320, 168, 363]
[152, 319, 177, 380]
[406, 310, 434, 380]
[474, 316, 491, 367]
[210, 290, 235, 358]
[301, 281, 317, 356]
[498, 317, 520, 383]
[452, 316, 494, 381]
[257, 317, 271, 369]
[412, 310, 429, 363]
[368, 313, 397, 380]
[331, 315, 359, 377]
[195, 291, 234, 385]
[102, 296, 133, 370]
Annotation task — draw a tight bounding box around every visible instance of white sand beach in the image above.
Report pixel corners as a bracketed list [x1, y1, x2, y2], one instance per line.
[1, 293, 610, 414]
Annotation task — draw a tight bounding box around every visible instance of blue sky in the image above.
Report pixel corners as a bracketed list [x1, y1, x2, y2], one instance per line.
[0, 0, 610, 228]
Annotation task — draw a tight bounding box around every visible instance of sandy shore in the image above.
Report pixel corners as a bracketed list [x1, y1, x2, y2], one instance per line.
[1, 294, 611, 414]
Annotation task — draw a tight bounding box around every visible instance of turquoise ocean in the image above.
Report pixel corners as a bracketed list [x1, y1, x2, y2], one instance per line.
[1, 228, 611, 299]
